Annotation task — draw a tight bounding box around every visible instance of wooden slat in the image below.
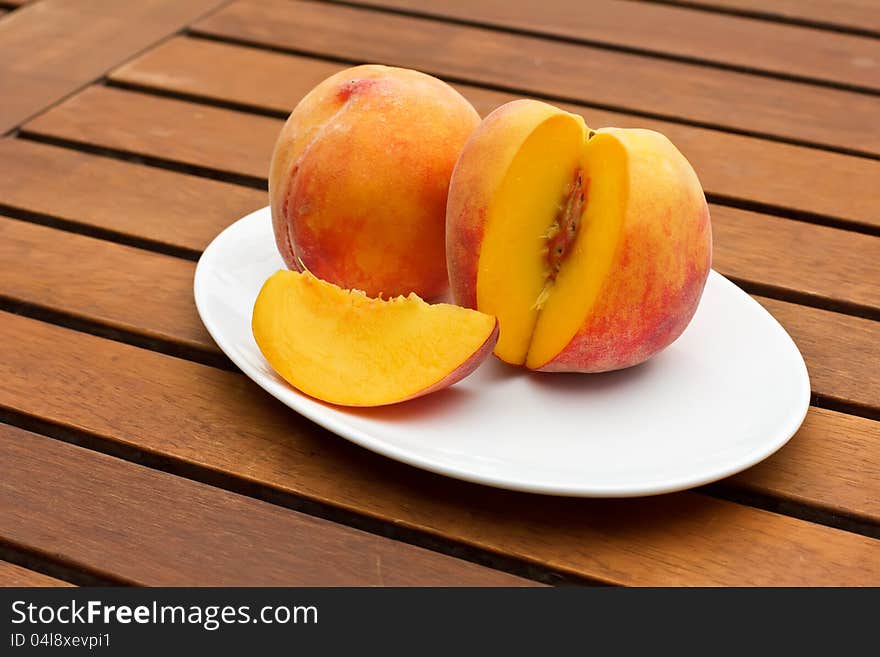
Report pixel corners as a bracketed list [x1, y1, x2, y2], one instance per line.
[343, 0, 880, 91]
[0, 0, 229, 133]
[709, 206, 880, 313]
[0, 560, 72, 587]
[0, 312, 877, 585]
[22, 85, 277, 180]
[192, 0, 880, 156]
[0, 217, 214, 351]
[672, 0, 880, 34]
[757, 298, 879, 414]
[110, 36, 344, 114]
[731, 408, 879, 522]
[0, 138, 265, 252]
[0, 424, 531, 586]
[110, 37, 880, 231]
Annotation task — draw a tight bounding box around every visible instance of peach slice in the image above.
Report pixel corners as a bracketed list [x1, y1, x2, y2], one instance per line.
[252, 270, 499, 406]
[447, 99, 712, 372]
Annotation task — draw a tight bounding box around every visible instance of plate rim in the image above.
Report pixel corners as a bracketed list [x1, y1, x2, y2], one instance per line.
[194, 206, 811, 497]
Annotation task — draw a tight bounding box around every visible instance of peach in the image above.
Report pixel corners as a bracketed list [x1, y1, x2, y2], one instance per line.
[269, 65, 480, 299]
[447, 99, 712, 372]
[252, 270, 498, 406]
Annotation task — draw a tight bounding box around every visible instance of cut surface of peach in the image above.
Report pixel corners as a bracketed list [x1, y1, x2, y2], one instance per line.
[252, 270, 499, 406]
[447, 99, 711, 372]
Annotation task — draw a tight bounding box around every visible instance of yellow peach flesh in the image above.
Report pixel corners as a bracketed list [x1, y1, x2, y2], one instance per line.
[473, 117, 628, 368]
[252, 270, 498, 406]
[527, 132, 627, 369]
[448, 100, 712, 373]
[476, 113, 586, 364]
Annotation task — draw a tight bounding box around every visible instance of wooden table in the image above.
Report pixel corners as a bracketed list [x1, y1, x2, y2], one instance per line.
[1, 0, 878, 587]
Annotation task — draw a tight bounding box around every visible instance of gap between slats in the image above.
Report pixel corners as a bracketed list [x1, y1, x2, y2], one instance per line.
[16, 131, 267, 190]
[185, 2, 880, 160]
[0, 415, 586, 586]
[316, 0, 880, 95]
[638, 0, 880, 39]
[0, 544, 107, 587]
[188, 28, 880, 163]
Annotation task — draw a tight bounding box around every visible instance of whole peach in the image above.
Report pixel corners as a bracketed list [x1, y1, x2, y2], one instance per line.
[269, 65, 480, 298]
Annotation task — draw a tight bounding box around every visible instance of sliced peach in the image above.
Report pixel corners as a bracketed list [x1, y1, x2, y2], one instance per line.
[447, 100, 712, 372]
[252, 270, 498, 406]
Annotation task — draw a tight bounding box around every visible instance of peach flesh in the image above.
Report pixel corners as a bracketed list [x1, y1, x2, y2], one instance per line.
[446, 100, 712, 373]
[252, 270, 499, 407]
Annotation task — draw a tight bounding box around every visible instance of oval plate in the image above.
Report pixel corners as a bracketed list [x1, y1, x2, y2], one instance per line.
[194, 207, 810, 497]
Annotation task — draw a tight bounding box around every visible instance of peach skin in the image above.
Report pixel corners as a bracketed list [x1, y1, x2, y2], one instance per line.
[446, 99, 712, 372]
[269, 65, 480, 299]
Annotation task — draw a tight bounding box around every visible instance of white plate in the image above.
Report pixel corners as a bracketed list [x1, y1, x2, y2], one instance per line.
[194, 207, 810, 497]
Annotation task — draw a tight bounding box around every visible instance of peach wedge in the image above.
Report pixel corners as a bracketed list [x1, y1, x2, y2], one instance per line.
[252, 270, 499, 406]
[447, 99, 712, 373]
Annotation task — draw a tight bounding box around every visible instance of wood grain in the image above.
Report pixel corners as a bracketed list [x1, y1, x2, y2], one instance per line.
[709, 206, 880, 312]
[731, 408, 879, 523]
[0, 424, 532, 586]
[0, 0, 229, 133]
[192, 0, 880, 156]
[110, 36, 344, 114]
[22, 85, 279, 180]
[0, 312, 877, 585]
[756, 298, 880, 414]
[0, 138, 265, 252]
[341, 0, 880, 91]
[110, 37, 880, 231]
[0, 218, 215, 351]
[667, 0, 880, 34]
[0, 560, 71, 587]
